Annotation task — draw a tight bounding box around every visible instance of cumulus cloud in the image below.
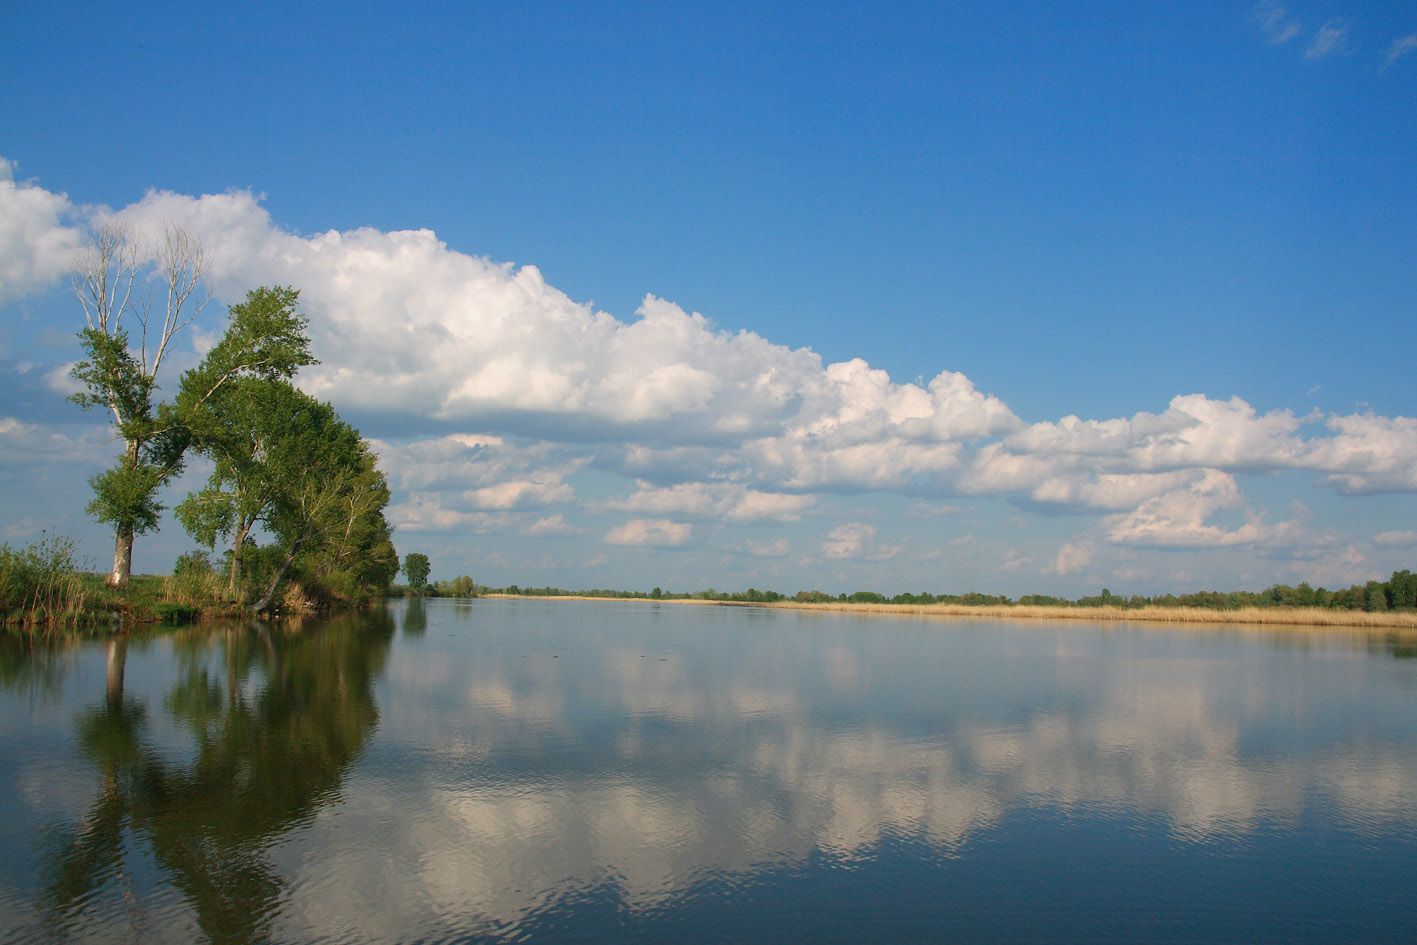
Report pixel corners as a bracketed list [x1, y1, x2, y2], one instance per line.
[465, 478, 575, 510]
[821, 522, 897, 561]
[608, 481, 814, 523]
[1047, 542, 1093, 576]
[1302, 413, 1417, 494]
[1106, 470, 1278, 549]
[523, 514, 582, 537]
[604, 519, 692, 547]
[0, 161, 84, 306]
[372, 435, 585, 524]
[0, 416, 109, 469]
[1374, 531, 1417, 549]
[958, 395, 1316, 516]
[385, 495, 510, 533]
[4, 166, 1417, 582]
[823, 523, 874, 559]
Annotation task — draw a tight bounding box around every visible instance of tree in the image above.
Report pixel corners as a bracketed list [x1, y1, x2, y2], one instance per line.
[172, 288, 392, 613]
[403, 553, 430, 590]
[70, 223, 209, 585]
[173, 288, 319, 594]
[236, 394, 393, 614]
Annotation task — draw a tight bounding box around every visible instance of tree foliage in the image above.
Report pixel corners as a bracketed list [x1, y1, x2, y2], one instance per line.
[403, 553, 431, 590]
[173, 303, 394, 614]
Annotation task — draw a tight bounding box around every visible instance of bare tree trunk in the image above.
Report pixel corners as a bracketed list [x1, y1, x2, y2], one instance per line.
[228, 519, 252, 596]
[108, 523, 133, 588]
[251, 538, 303, 615]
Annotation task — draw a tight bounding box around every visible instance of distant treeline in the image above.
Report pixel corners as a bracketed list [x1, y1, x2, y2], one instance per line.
[442, 570, 1417, 614]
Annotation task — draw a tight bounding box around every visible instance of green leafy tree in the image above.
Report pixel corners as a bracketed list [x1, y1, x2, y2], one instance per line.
[172, 288, 391, 613]
[174, 288, 318, 594]
[403, 553, 431, 590]
[239, 396, 393, 614]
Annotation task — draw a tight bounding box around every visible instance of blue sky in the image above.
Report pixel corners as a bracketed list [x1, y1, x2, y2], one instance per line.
[2, 1, 1415, 596]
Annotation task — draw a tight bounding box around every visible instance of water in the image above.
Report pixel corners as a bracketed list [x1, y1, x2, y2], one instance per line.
[3, 598, 1416, 943]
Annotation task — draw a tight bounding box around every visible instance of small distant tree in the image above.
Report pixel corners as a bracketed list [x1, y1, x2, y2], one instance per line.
[403, 553, 430, 590]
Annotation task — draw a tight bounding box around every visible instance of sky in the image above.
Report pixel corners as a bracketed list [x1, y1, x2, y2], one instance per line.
[2, 0, 1415, 597]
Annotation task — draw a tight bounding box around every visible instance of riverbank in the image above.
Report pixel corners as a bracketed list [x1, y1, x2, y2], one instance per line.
[481, 594, 1417, 630]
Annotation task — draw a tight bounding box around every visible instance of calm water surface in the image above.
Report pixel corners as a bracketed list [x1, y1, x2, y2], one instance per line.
[3, 598, 1416, 943]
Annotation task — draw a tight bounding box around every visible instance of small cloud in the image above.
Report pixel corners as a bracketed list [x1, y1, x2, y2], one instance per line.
[465, 479, 575, 510]
[1253, 1, 1301, 45]
[523, 514, 582, 537]
[1374, 530, 1417, 548]
[1306, 19, 1350, 59]
[1000, 552, 1034, 573]
[1047, 542, 1093, 576]
[823, 522, 874, 559]
[46, 362, 81, 396]
[604, 518, 691, 547]
[910, 501, 963, 517]
[1385, 33, 1417, 69]
[743, 538, 790, 557]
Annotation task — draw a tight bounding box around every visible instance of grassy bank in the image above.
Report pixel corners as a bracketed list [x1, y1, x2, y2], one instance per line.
[1, 536, 338, 632]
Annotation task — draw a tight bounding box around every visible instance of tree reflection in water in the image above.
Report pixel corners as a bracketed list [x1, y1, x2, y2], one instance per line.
[39, 613, 393, 944]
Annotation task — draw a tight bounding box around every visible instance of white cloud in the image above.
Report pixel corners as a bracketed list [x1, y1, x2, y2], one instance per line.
[85, 185, 1029, 499]
[0, 416, 109, 469]
[1306, 19, 1350, 59]
[1253, 1, 1301, 45]
[1374, 531, 1417, 549]
[372, 435, 586, 517]
[608, 481, 814, 523]
[385, 495, 509, 533]
[1386, 33, 1417, 69]
[4, 165, 1417, 586]
[743, 538, 790, 557]
[0, 161, 84, 306]
[821, 522, 898, 561]
[604, 519, 692, 547]
[959, 395, 1318, 512]
[1047, 542, 1093, 576]
[464, 478, 574, 510]
[823, 523, 873, 559]
[1106, 470, 1280, 549]
[523, 514, 582, 538]
[1302, 413, 1417, 494]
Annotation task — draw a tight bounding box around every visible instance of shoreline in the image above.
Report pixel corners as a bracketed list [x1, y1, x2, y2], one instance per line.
[477, 594, 1417, 631]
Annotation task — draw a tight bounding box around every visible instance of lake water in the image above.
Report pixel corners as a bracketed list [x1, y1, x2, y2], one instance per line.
[3, 598, 1417, 944]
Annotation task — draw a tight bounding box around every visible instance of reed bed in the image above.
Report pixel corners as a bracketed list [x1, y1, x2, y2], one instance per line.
[0, 535, 97, 630]
[487, 592, 1417, 630]
[723, 599, 1417, 630]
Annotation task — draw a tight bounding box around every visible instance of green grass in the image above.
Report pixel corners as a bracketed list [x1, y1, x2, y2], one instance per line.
[2, 538, 248, 632]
